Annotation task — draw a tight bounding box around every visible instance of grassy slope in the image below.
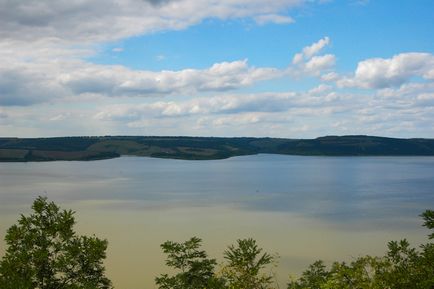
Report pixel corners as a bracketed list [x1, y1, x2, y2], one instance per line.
[0, 135, 434, 162]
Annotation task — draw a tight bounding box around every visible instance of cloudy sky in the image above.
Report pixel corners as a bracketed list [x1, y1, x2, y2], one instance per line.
[1, 0, 433, 138]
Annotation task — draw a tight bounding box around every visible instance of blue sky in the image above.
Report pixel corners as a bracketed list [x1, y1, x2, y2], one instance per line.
[0, 0, 433, 138]
[93, 0, 434, 71]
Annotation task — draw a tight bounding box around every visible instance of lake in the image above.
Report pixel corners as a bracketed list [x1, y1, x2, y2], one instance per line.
[1, 155, 433, 288]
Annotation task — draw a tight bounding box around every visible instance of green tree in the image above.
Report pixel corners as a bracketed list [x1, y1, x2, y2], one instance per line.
[287, 260, 330, 289]
[417, 209, 434, 288]
[0, 196, 112, 289]
[221, 238, 276, 289]
[287, 209, 434, 289]
[155, 237, 225, 289]
[421, 209, 434, 239]
[322, 256, 390, 289]
[382, 239, 419, 288]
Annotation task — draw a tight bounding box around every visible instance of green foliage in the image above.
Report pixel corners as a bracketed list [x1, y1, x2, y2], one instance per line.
[421, 209, 434, 239]
[321, 256, 391, 289]
[156, 237, 276, 289]
[287, 209, 434, 289]
[383, 239, 419, 288]
[288, 260, 330, 289]
[4, 198, 431, 289]
[157, 216, 433, 289]
[221, 238, 275, 289]
[417, 243, 434, 288]
[155, 237, 225, 289]
[0, 196, 112, 289]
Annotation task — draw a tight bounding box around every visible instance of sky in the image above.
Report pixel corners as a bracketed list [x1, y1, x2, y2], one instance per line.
[0, 0, 434, 138]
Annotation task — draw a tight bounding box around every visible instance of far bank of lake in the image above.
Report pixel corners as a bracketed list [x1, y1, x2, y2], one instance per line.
[1, 155, 433, 289]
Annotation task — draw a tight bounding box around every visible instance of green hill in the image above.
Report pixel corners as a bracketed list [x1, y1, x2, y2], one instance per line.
[1, 135, 434, 162]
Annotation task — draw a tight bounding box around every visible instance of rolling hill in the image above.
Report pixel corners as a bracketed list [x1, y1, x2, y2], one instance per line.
[1, 135, 434, 162]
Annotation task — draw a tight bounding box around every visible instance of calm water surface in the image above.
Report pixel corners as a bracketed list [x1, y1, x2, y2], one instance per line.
[1, 155, 433, 288]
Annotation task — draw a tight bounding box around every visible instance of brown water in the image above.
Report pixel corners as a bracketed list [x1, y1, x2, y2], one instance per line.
[1, 155, 433, 288]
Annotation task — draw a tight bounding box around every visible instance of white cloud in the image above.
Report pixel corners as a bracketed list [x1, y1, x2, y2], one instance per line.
[254, 14, 295, 25]
[424, 68, 434, 80]
[321, 72, 339, 82]
[4, 82, 434, 138]
[304, 54, 336, 75]
[0, 65, 65, 106]
[337, 53, 434, 89]
[49, 113, 73, 121]
[289, 37, 336, 77]
[292, 37, 330, 64]
[94, 87, 343, 123]
[112, 47, 124, 53]
[0, 0, 305, 44]
[303, 37, 330, 59]
[375, 82, 434, 109]
[376, 82, 434, 99]
[1, 1, 433, 138]
[308, 84, 333, 95]
[0, 0, 322, 107]
[0, 58, 282, 106]
[212, 113, 263, 126]
[292, 53, 304, 65]
[63, 59, 280, 96]
[416, 93, 434, 107]
[0, 36, 338, 106]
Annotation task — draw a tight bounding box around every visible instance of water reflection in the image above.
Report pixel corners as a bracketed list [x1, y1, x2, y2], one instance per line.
[1, 155, 433, 288]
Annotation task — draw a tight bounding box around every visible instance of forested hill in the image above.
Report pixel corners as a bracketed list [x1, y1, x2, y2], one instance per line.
[1, 135, 434, 162]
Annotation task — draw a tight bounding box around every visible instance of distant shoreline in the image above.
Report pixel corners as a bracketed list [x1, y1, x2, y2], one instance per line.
[1, 135, 434, 162]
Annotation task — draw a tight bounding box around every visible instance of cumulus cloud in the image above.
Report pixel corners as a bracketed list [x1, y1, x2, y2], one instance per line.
[1, 1, 433, 138]
[337, 53, 434, 89]
[0, 0, 303, 44]
[0, 0, 333, 110]
[63, 59, 280, 96]
[0, 0, 322, 105]
[321, 72, 339, 82]
[292, 37, 330, 64]
[0, 58, 283, 106]
[0, 66, 65, 106]
[211, 113, 263, 126]
[416, 93, 434, 106]
[0, 36, 338, 106]
[132, 81, 434, 137]
[308, 84, 333, 95]
[375, 82, 434, 109]
[94, 86, 342, 122]
[290, 37, 336, 76]
[303, 54, 336, 75]
[4, 81, 434, 137]
[8, 85, 349, 136]
[376, 82, 434, 99]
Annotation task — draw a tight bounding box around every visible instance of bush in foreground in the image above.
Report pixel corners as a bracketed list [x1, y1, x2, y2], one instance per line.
[156, 237, 277, 289]
[1, 197, 432, 289]
[288, 210, 434, 289]
[0, 197, 112, 289]
[157, 211, 434, 289]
